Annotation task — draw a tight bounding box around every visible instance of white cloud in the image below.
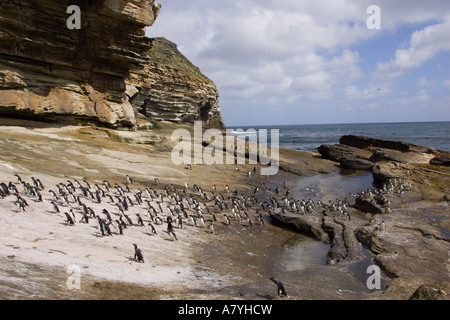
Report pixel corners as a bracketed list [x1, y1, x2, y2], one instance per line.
[376, 19, 450, 77]
[148, 0, 450, 125]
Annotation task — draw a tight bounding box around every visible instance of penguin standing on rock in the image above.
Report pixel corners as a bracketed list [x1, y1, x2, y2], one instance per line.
[133, 244, 144, 263]
[270, 277, 288, 297]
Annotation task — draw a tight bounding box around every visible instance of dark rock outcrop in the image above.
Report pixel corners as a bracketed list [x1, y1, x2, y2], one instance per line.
[318, 136, 446, 181]
[430, 157, 450, 167]
[339, 135, 435, 154]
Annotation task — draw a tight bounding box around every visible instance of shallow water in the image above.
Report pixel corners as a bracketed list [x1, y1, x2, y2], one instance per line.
[272, 234, 330, 274]
[291, 170, 375, 204]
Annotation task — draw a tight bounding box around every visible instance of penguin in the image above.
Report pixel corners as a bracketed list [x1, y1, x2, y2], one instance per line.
[116, 220, 124, 235]
[126, 175, 133, 185]
[148, 222, 157, 235]
[97, 217, 105, 236]
[155, 216, 163, 225]
[80, 212, 89, 224]
[223, 214, 231, 225]
[64, 212, 75, 226]
[136, 213, 144, 226]
[122, 213, 132, 225]
[190, 216, 197, 226]
[208, 222, 215, 234]
[15, 200, 26, 212]
[36, 190, 43, 202]
[270, 277, 288, 297]
[154, 178, 160, 186]
[51, 201, 60, 213]
[102, 209, 112, 223]
[133, 244, 144, 263]
[15, 174, 23, 184]
[257, 213, 265, 226]
[104, 222, 113, 236]
[177, 215, 183, 229]
[167, 221, 178, 240]
[119, 216, 128, 229]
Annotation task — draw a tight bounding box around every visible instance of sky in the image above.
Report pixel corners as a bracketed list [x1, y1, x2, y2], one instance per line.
[146, 0, 450, 127]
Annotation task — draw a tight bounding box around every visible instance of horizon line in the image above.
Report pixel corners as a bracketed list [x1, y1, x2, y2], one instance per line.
[225, 120, 450, 128]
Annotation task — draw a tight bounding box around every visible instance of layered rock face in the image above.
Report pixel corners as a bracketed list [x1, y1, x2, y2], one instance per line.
[128, 37, 224, 129]
[0, 0, 223, 128]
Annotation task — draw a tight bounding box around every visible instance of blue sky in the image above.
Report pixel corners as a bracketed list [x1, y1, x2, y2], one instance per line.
[146, 0, 450, 126]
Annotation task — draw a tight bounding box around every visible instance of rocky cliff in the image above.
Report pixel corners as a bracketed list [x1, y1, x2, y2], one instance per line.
[0, 0, 223, 128]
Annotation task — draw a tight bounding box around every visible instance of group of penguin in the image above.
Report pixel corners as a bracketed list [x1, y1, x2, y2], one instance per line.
[1, 172, 408, 298]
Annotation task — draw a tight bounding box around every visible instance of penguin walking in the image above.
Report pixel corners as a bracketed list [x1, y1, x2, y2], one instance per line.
[136, 213, 144, 227]
[15, 201, 26, 212]
[102, 209, 112, 223]
[133, 244, 144, 263]
[126, 175, 133, 185]
[51, 201, 60, 213]
[64, 212, 75, 226]
[80, 212, 89, 224]
[104, 222, 113, 236]
[167, 221, 178, 241]
[257, 213, 265, 226]
[116, 220, 124, 235]
[97, 217, 105, 236]
[148, 222, 157, 235]
[208, 222, 215, 234]
[270, 277, 288, 297]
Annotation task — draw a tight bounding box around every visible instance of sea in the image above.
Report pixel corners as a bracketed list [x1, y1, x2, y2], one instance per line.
[228, 121, 450, 152]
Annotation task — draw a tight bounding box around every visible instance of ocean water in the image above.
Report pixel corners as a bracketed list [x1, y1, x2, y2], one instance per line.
[228, 122, 450, 152]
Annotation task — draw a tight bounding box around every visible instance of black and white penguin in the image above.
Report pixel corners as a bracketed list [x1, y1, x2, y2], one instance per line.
[270, 277, 288, 297]
[102, 209, 112, 223]
[133, 244, 144, 263]
[126, 175, 133, 185]
[116, 220, 124, 235]
[104, 222, 113, 236]
[97, 217, 105, 236]
[167, 221, 177, 240]
[148, 222, 157, 235]
[64, 212, 75, 226]
[51, 201, 60, 213]
[136, 213, 144, 227]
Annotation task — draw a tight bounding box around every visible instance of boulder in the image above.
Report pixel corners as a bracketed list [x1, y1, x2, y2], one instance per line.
[339, 157, 374, 170]
[430, 157, 450, 167]
[372, 162, 405, 183]
[339, 135, 435, 154]
[317, 144, 371, 163]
